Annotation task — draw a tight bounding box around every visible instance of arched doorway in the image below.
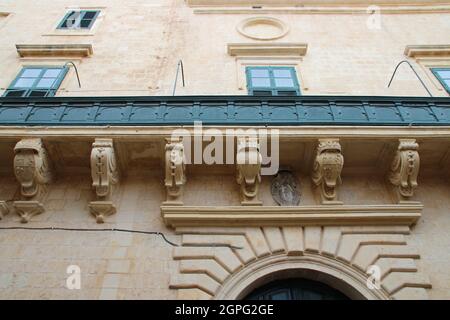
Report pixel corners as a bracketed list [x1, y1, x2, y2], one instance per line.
[244, 278, 349, 300]
[215, 254, 389, 300]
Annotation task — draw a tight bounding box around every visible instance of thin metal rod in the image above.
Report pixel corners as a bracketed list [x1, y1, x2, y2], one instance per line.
[172, 60, 185, 96]
[64, 61, 81, 88]
[387, 60, 432, 97]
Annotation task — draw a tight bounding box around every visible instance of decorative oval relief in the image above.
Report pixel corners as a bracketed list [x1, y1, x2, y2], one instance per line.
[237, 17, 289, 41]
[271, 170, 301, 206]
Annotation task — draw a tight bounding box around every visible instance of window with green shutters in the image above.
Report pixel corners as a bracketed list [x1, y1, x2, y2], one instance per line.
[246, 66, 301, 96]
[432, 68, 450, 94]
[3, 66, 68, 98]
[57, 10, 100, 30]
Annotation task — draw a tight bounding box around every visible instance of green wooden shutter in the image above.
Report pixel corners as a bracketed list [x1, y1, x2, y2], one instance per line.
[3, 66, 68, 98]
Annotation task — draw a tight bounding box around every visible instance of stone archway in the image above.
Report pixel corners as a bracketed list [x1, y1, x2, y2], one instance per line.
[215, 254, 387, 300]
[169, 225, 431, 300]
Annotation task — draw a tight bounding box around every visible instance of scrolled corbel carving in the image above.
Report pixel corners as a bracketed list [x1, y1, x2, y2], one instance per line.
[389, 139, 420, 201]
[89, 138, 119, 223]
[311, 139, 344, 204]
[236, 136, 262, 206]
[13, 138, 52, 223]
[164, 138, 186, 205]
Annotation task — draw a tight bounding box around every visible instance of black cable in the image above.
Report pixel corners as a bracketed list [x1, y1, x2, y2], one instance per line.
[0, 226, 242, 249]
[63, 61, 82, 88]
[387, 60, 432, 97]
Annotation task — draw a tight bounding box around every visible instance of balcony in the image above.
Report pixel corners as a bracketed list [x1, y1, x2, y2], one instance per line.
[0, 95, 449, 126]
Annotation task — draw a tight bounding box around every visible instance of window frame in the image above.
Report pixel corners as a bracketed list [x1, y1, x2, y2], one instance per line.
[3, 66, 69, 98]
[431, 68, 450, 94]
[246, 66, 301, 96]
[57, 10, 100, 30]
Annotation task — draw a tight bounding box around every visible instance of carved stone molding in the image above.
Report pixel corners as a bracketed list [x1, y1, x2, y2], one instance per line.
[161, 204, 422, 228]
[236, 136, 262, 206]
[227, 43, 308, 57]
[0, 201, 9, 220]
[311, 139, 344, 204]
[89, 138, 119, 223]
[13, 138, 52, 223]
[404, 44, 450, 57]
[164, 139, 187, 205]
[389, 139, 420, 202]
[16, 44, 94, 58]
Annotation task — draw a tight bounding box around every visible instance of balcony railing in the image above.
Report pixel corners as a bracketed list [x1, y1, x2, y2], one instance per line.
[0, 95, 449, 126]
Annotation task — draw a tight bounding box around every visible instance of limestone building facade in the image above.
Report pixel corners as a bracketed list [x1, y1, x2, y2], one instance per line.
[0, 0, 449, 299]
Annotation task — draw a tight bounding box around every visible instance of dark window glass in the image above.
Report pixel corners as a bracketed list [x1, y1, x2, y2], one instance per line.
[245, 278, 349, 300]
[58, 10, 99, 30]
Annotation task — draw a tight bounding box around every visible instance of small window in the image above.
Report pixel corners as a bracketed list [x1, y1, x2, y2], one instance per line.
[246, 66, 301, 96]
[432, 68, 450, 94]
[57, 10, 100, 30]
[3, 66, 68, 98]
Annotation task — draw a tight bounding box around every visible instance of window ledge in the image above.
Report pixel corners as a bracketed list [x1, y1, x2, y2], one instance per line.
[404, 45, 450, 57]
[161, 204, 422, 228]
[16, 44, 93, 58]
[228, 43, 308, 57]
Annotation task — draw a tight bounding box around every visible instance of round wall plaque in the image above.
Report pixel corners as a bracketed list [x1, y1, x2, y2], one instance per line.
[237, 17, 289, 41]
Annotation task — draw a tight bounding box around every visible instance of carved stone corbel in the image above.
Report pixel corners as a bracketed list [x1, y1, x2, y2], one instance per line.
[0, 201, 9, 220]
[13, 138, 52, 223]
[389, 139, 420, 202]
[164, 138, 186, 205]
[311, 139, 344, 204]
[236, 136, 262, 206]
[89, 138, 119, 223]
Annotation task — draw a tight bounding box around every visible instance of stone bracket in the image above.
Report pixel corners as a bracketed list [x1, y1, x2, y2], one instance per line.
[13, 138, 52, 222]
[164, 138, 187, 205]
[13, 201, 45, 223]
[88, 201, 116, 224]
[90, 138, 119, 223]
[389, 139, 420, 202]
[311, 138, 344, 204]
[236, 136, 262, 206]
[0, 201, 9, 220]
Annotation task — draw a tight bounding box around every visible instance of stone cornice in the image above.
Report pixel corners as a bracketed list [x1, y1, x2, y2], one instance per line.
[3, 126, 450, 139]
[405, 45, 450, 57]
[187, 0, 450, 6]
[194, 5, 450, 14]
[161, 204, 422, 228]
[228, 43, 308, 57]
[16, 44, 94, 58]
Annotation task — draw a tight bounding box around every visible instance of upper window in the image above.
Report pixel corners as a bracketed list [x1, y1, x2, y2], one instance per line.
[57, 10, 100, 30]
[246, 66, 301, 96]
[3, 66, 68, 98]
[432, 68, 450, 94]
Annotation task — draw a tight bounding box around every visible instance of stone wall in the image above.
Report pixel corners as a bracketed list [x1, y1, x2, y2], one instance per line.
[0, 0, 449, 97]
[0, 0, 449, 299]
